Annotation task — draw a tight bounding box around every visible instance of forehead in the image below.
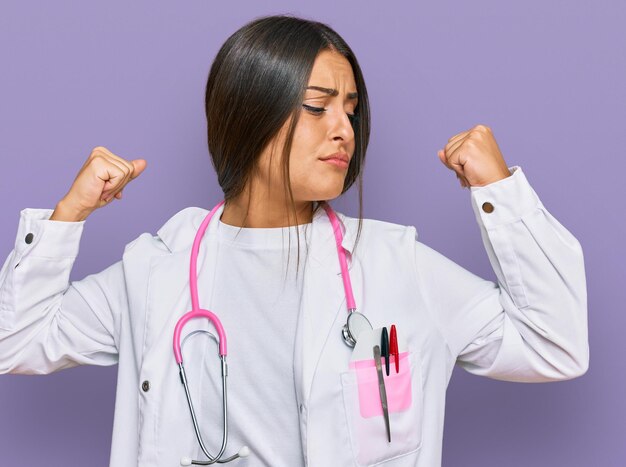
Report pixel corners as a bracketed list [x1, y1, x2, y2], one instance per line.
[307, 50, 356, 88]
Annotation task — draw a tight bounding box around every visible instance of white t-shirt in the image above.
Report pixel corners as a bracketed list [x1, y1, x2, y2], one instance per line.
[186, 217, 312, 466]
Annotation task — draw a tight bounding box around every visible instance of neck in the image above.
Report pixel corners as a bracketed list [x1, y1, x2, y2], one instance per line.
[220, 191, 314, 228]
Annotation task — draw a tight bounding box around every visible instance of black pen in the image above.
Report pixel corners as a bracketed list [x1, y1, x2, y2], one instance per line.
[381, 326, 390, 376]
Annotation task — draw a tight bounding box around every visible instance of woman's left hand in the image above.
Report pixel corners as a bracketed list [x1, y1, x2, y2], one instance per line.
[437, 124, 512, 188]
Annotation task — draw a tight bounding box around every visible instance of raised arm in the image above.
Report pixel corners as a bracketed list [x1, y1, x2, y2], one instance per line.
[415, 165, 588, 381]
[0, 146, 147, 374]
[0, 208, 122, 373]
[416, 126, 588, 381]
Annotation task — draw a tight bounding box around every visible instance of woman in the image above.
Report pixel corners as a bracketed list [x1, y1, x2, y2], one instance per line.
[0, 14, 588, 467]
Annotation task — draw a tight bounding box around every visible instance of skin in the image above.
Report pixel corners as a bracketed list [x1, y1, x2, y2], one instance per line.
[220, 49, 358, 228]
[50, 51, 511, 224]
[221, 50, 512, 228]
[50, 147, 146, 222]
[437, 125, 512, 188]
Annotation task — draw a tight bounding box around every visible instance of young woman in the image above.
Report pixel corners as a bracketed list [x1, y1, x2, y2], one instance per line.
[0, 14, 588, 467]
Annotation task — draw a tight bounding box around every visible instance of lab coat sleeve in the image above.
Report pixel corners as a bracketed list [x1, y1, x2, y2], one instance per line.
[0, 208, 121, 374]
[413, 166, 589, 382]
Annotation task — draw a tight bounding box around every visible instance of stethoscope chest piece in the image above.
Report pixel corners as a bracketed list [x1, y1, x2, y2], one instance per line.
[342, 311, 373, 347]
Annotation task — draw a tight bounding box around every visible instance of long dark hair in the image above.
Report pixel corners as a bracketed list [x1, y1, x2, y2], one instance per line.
[205, 14, 370, 278]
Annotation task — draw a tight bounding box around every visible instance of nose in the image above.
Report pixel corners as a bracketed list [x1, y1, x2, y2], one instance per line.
[329, 109, 355, 143]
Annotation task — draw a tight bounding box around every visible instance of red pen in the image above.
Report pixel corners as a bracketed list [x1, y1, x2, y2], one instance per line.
[390, 325, 399, 373]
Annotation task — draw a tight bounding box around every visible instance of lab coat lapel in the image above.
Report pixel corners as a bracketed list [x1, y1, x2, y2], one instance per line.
[146, 204, 224, 360]
[157, 201, 359, 409]
[294, 203, 358, 404]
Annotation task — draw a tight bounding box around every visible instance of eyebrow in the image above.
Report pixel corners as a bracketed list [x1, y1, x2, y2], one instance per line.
[306, 86, 358, 100]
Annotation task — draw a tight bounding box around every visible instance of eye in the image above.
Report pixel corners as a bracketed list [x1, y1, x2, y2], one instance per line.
[302, 104, 325, 115]
[302, 104, 359, 125]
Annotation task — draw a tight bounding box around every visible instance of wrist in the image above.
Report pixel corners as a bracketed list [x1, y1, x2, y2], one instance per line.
[50, 199, 91, 222]
[472, 167, 513, 188]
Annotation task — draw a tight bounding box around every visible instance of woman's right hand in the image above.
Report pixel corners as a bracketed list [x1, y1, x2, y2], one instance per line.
[50, 146, 147, 222]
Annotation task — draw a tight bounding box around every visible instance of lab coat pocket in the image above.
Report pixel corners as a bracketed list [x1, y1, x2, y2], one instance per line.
[341, 350, 423, 466]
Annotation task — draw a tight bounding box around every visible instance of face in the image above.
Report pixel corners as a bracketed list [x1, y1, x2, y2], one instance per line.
[255, 49, 358, 204]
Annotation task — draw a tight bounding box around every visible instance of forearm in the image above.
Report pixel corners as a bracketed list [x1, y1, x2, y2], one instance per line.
[50, 199, 92, 222]
[467, 166, 588, 380]
[0, 208, 118, 374]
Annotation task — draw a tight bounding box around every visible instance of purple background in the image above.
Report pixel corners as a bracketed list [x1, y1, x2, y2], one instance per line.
[1, 1, 623, 465]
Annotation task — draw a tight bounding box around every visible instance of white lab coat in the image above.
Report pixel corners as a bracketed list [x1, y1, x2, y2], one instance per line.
[0, 165, 588, 467]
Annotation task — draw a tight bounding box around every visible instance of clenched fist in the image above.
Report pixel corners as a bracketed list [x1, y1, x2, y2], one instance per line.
[437, 124, 511, 188]
[50, 146, 147, 222]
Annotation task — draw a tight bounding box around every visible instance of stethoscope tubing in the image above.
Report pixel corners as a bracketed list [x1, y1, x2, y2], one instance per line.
[173, 200, 363, 465]
[321, 202, 356, 311]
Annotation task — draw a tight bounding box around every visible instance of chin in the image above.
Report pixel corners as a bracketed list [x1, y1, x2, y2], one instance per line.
[294, 171, 346, 203]
[296, 186, 343, 204]
[312, 185, 345, 202]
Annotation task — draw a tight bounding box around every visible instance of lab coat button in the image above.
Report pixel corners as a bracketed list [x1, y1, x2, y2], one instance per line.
[482, 202, 494, 213]
[25, 233, 34, 244]
[141, 380, 150, 392]
[299, 404, 305, 414]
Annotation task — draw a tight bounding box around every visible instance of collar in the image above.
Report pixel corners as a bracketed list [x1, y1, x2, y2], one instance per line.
[156, 201, 357, 273]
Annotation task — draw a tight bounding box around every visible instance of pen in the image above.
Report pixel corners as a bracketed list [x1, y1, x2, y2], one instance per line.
[390, 325, 399, 373]
[381, 327, 390, 376]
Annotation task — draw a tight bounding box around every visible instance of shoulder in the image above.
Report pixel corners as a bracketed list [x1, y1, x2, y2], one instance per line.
[339, 212, 419, 255]
[123, 206, 208, 257]
[362, 216, 417, 237]
[123, 206, 420, 258]
[155, 206, 208, 253]
[341, 211, 418, 237]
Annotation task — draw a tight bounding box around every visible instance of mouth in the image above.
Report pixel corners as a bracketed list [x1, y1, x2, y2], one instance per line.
[319, 152, 350, 169]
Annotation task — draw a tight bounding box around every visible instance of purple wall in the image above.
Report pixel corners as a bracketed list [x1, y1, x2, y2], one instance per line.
[1, 1, 623, 465]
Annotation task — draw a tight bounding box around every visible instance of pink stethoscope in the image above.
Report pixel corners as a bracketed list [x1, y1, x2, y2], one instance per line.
[173, 200, 373, 465]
